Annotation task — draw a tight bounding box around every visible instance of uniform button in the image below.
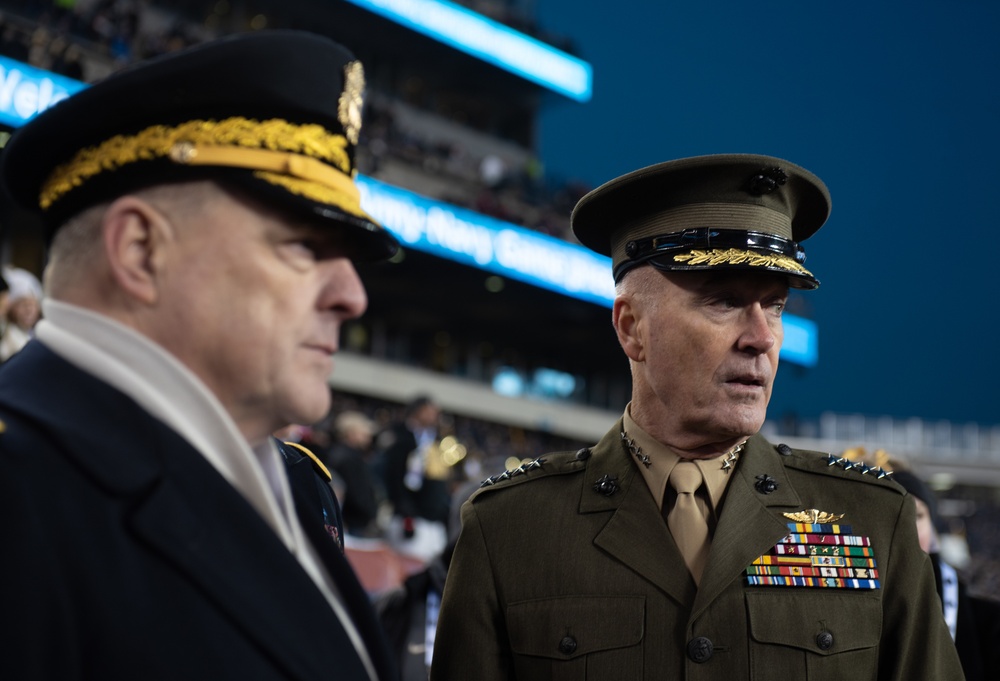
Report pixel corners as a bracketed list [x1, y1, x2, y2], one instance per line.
[777, 443, 792, 456]
[575, 448, 592, 461]
[816, 631, 834, 650]
[558, 636, 577, 655]
[687, 636, 713, 663]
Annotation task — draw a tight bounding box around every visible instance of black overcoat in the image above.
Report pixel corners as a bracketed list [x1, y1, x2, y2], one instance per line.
[0, 342, 396, 680]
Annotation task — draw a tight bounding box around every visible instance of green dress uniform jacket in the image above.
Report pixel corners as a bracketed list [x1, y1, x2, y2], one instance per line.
[430, 421, 964, 681]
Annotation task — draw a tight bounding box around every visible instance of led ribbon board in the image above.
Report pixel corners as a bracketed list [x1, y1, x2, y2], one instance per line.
[0, 56, 85, 128]
[343, 0, 592, 102]
[356, 174, 613, 306]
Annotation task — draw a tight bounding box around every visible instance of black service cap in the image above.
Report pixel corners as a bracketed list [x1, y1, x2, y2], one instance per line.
[0, 30, 397, 260]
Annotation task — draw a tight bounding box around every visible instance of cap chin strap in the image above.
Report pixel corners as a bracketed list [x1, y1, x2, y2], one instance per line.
[170, 142, 371, 220]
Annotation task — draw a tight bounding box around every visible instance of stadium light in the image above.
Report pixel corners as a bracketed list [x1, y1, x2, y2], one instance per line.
[343, 0, 593, 102]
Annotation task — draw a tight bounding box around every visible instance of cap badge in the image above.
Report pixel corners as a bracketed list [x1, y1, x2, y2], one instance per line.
[746, 166, 788, 195]
[338, 60, 366, 146]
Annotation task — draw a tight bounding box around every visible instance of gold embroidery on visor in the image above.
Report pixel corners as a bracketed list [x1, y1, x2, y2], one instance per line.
[39, 117, 352, 210]
[673, 248, 813, 276]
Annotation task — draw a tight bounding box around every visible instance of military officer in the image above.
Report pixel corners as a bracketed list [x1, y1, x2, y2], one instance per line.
[0, 31, 399, 680]
[430, 154, 964, 680]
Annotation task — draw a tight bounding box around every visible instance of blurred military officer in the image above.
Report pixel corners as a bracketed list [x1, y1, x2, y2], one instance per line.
[431, 154, 964, 680]
[0, 31, 400, 680]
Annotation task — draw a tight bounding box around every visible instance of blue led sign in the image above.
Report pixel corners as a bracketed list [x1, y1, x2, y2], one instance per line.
[0, 56, 85, 128]
[344, 0, 592, 102]
[356, 174, 614, 306]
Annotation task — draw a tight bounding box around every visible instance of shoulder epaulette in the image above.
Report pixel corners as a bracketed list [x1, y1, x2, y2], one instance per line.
[479, 456, 547, 488]
[282, 440, 332, 482]
[777, 443, 903, 493]
[477, 448, 588, 491]
[822, 453, 895, 480]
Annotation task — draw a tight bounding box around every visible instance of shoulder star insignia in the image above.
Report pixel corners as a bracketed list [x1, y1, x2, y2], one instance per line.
[783, 509, 845, 524]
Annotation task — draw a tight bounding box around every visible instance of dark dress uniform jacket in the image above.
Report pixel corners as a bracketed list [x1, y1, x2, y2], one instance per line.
[431, 420, 964, 681]
[0, 343, 397, 681]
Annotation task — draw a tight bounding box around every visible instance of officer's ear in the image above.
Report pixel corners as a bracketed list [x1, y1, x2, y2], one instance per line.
[613, 293, 645, 362]
[101, 194, 176, 306]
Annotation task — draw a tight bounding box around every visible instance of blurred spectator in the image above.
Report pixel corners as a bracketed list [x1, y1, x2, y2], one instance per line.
[374, 478, 478, 680]
[0, 273, 8, 325]
[327, 410, 385, 538]
[0, 267, 41, 362]
[892, 468, 1000, 681]
[50, 39, 83, 77]
[845, 447, 1000, 681]
[377, 395, 450, 562]
[0, 21, 29, 60]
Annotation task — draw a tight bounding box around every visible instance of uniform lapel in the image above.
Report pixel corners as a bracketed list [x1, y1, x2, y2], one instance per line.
[588, 422, 697, 606]
[692, 435, 802, 619]
[285, 455, 398, 681]
[0, 344, 365, 681]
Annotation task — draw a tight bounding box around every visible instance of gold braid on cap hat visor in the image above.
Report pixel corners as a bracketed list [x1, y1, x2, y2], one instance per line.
[673, 248, 812, 274]
[38, 117, 366, 218]
[614, 227, 814, 282]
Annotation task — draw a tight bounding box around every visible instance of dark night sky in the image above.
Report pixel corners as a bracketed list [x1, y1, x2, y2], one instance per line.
[535, 0, 1000, 426]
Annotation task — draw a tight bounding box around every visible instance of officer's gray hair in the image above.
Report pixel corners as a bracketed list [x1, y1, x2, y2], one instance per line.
[614, 265, 659, 299]
[44, 202, 106, 298]
[44, 182, 218, 298]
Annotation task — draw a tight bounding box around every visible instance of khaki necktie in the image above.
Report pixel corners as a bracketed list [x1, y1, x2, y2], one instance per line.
[666, 461, 710, 584]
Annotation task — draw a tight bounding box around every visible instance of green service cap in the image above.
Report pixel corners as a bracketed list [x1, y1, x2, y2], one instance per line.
[570, 153, 831, 288]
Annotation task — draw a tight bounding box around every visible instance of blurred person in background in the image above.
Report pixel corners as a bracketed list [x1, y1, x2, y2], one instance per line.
[0, 272, 8, 335]
[432, 154, 963, 680]
[328, 409, 386, 538]
[378, 395, 451, 563]
[0, 31, 400, 681]
[0, 266, 42, 362]
[859, 452, 1000, 681]
[376, 477, 480, 681]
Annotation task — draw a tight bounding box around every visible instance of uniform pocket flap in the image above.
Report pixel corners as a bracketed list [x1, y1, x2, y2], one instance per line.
[747, 590, 882, 655]
[506, 595, 645, 659]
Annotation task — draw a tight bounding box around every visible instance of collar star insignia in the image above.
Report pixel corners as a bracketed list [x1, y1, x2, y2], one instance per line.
[620, 430, 651, 468]
[721, 441, 746, 473]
